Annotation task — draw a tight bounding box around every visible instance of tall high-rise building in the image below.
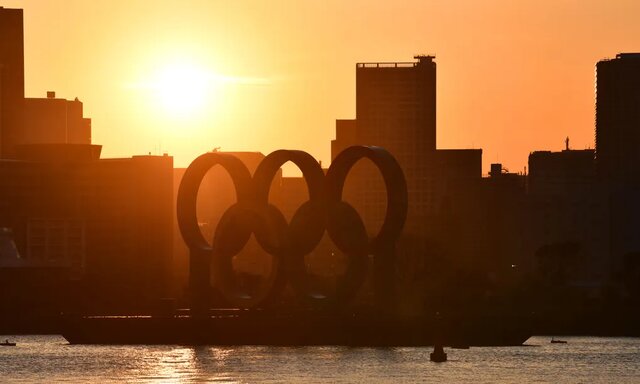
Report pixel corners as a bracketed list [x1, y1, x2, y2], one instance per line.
[332, 56, 486, 312]
[0, 8, 169, 313]
[0, 9, 91, 158]
[0, 7, 25, 158]
[332, 55, 437, 236]
[355, 55, 437, 154]
[595, 53, 640, 275]
[595, 53, 640, 184]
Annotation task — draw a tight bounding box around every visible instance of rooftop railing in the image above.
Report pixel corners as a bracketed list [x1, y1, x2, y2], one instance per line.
[356, 62, 419, 68]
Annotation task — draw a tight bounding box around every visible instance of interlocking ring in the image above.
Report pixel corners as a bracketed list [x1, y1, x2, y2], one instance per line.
[177, 146, 408, 309]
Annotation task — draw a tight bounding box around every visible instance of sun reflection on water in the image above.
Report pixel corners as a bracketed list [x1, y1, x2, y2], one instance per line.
[2, 336, 640, 383]
[125, 346, 244, 383]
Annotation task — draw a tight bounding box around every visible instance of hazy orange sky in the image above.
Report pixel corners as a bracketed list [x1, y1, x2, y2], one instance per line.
[3, 0, 640, 173]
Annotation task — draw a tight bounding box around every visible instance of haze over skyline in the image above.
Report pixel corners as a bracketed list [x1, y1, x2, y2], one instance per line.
[2, 0, 639, 173]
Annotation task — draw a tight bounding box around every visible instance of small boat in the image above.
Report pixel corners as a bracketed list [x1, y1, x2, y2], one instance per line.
[550, 337, 567, 344]
[430, 344, 447, 362]
[0, 340, 16, 346]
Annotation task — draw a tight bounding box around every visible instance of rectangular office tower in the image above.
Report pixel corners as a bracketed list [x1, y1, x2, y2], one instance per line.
[596, 53, 640, 184]
[0, 7, 25, 158]
[332, 56, 437, 236]
[355, 55, 437, 154]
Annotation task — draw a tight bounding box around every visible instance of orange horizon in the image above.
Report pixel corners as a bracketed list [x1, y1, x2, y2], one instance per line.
[2, 0, 639, 174]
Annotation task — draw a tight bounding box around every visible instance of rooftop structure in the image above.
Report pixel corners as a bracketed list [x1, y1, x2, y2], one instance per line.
[356, 55, 435, 68]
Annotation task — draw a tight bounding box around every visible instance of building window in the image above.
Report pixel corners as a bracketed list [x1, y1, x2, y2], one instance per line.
[27, 218, 86, 277]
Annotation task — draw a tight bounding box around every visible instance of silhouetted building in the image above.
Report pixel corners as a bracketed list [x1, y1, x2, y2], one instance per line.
[528, 149, 596, 195]
[331, 119, 357, 161]
[527, 149, 608, 289]
[332, 57, 487, 254]
[356, 56, 436, 152]
[432, 149, 485, 267]
[332, 57, 500, 314]
[0, 7, 25, 158]
[332, 55, 437, 236]
[23, 92, 91, 145]
[0, 8, 92, 158]
[0, 147, 174, 313]
[481, 164, 527, 282]
[596, 53, 640, 184]
[596, 53, 640, 279]
[86, 154, 173, 311]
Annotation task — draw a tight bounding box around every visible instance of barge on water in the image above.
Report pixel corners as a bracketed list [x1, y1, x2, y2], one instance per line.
[61, 310, 532, 347]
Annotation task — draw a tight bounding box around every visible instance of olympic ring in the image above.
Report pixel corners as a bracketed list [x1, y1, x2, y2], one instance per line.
[177, 146, 408, 309]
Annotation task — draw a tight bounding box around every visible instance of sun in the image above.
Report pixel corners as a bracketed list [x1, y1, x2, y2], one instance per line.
[147, 61, 220, 118]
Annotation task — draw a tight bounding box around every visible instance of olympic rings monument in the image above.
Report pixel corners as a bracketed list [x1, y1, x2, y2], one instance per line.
[62, 146, 532, 346]
[177, 145, 408, 312]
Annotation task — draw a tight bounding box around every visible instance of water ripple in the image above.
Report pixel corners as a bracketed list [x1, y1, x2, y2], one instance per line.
[0, 336, 639, 383]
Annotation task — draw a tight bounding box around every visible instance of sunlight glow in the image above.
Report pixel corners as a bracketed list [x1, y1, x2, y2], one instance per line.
[148, 62, 220, 118]
[137, 60, 270, 123]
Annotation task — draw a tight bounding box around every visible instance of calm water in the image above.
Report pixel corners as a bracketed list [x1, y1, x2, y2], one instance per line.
[1, 336, 639, 383]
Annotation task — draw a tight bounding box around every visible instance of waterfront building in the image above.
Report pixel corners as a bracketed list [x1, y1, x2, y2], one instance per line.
[596, 53, 640, 277]
[331, 56, 486, 253]
[0, 145, 174, 313]
[527, 149, 608, 291]
[331, 56, 496, 313]
[596, 53, 640, 185]
[332, 55, 438, 237]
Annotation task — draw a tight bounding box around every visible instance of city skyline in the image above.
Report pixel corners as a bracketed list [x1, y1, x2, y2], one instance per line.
[1, 0, 639, 173]
[5, 5, 640, 378]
